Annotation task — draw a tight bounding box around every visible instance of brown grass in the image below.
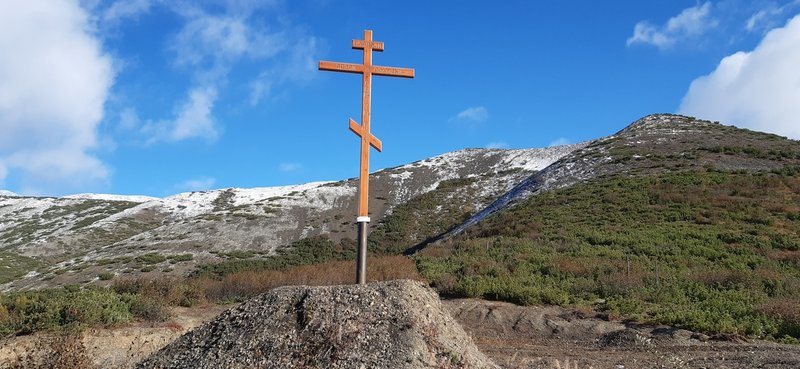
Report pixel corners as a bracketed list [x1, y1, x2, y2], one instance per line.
[690, 269, 750, 288]
[598, 270, 647, 293]
[757, 298, 800, 323]
[772, 250, 800, 265]
[4, 334, 94, 369]
[113, 255, 424, 305]
[198, 255, 423, 302]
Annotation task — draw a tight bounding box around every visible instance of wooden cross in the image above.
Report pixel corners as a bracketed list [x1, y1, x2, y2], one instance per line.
[319, 29, 414, 284]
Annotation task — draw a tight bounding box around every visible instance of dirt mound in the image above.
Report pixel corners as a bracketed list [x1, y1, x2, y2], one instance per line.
[137, 280, 498, 369]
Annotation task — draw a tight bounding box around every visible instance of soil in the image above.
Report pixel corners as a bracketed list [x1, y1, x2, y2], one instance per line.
[444, 298, 800, 369]
[0, 305, 227, 369]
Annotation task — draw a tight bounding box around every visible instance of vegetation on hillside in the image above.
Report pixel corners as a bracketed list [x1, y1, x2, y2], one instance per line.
[415, 168, 800, 341]
[368, 177, 482, 255]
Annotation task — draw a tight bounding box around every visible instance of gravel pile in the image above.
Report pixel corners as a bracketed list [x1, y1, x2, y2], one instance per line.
[137, 280, 498, 369]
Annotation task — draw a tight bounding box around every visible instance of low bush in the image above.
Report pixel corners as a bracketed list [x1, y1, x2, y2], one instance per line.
[135, 253, 167, 265]
[0, 287, 133, 336]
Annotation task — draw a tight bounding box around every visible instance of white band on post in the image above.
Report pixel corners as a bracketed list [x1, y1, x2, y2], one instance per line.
[356, 216, 371, 223]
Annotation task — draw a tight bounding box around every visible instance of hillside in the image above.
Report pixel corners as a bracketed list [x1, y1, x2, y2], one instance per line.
[449, 114, 800, 235]
[0, 145, 581, 290]
[416, 114, 800, 341]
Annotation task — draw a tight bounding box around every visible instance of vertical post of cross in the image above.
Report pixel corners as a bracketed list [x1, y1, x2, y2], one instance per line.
[356, 30, 375, 285]
[318, 30, 414, 284]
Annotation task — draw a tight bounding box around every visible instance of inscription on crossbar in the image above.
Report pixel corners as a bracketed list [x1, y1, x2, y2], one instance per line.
[352, 39, 384, 51]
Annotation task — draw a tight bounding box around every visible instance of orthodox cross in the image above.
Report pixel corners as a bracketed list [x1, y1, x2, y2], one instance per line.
[319, 30, 414, 284]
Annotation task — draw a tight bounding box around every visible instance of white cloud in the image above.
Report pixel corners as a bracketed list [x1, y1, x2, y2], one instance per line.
[485, 142, 508, 149]
[548, 137, 572, 147]
[137, 2, 319, 142]
[453, 106, 489, 124]
[278, 163, 302, 172]
[249, 36, 318, 105]
[102, 0, 152, 25]
[142, 86, 219, 143]
[118, 107, 140, 130]
[745, 0, 800, 32]
[176, 177, 216, 192]
[0, 0, 114, 195]
[679, 14, 800, 139]
[627, 2, 716, 49]
[171, 12, 284, 68]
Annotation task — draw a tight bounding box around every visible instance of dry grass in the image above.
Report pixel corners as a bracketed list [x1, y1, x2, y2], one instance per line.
[758, 298, 800, 322]
[197, 255, 423, 302]
[113, 255, 424, 304]
[690, 269, 751, 288]
[772, 250, 800, 265]
[3, 334, 94, 369]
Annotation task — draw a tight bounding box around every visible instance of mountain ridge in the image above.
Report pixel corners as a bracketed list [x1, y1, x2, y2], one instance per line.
[446, 114, 800, 237]
[0, 145, 580, 290]
[3, 113, 799, 292]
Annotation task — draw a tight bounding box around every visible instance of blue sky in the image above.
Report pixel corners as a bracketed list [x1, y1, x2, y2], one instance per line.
[1, 0, 799, 196]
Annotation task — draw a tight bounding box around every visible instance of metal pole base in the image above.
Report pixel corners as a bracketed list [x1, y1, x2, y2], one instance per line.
[356, 217, 370, 285]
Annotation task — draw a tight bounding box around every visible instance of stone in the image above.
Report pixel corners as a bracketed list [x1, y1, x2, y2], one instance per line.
[137, 280, 498, 369]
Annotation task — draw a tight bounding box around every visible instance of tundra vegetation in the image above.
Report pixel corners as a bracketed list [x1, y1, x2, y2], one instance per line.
[416, 168, 800, 342]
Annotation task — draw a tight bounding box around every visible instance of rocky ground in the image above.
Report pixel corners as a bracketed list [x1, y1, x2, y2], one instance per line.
[445, 299, 800, 369]
[2, 284, 799, 368]
[0, 305, 228, 368]
[137, 280, 497, 369]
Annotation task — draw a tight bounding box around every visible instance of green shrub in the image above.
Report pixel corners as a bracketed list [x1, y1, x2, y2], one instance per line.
[1, 288, 133, 335]
[168, 253, 194, 263]
[135, 253, 167, 265]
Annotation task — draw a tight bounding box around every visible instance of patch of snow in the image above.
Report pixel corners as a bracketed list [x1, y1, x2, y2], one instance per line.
[494, 144, 586, 172]
[63, 193, 158, 203]
[0, 190, 18, 197]
[388, 171, 413, 181]
[23, 271, 39, 278]
[0, 196, 73, 225]
[230, 182, 332, 207]
[97, 181, 346, 223]
[156, 191, 221, 218]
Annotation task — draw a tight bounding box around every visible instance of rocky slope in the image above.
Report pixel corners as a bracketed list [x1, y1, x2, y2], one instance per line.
[137, 280, 499, 369]
[0, 146, 580, 290]
[448, 114, 800, 235]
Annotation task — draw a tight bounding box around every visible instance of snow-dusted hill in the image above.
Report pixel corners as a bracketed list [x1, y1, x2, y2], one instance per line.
[6, 114, 796, 290]
[0, 145, 580, 290]
[447, 114, 800, 237]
